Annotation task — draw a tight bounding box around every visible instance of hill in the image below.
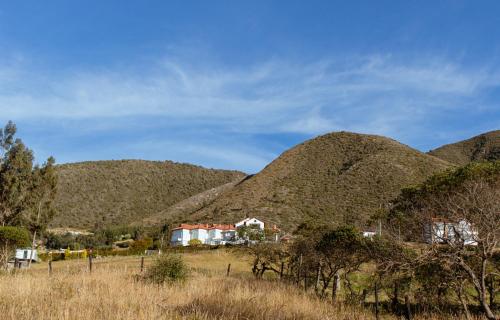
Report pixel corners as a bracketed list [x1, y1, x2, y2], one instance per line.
[428, 130, 500, 165]
[52, 160, 245, 229]
[157, 132, 453, 231]
[141, 177, 246, 226]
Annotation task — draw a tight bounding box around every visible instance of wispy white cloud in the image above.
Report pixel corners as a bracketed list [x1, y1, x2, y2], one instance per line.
[0, 55, 497, 135]
[0, 54, 498, 172]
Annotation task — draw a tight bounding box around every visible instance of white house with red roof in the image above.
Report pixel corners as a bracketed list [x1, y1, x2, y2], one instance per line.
[170, 223, 237, 246]
[234, 217, 265, 230]
[170, 217, 271, 246]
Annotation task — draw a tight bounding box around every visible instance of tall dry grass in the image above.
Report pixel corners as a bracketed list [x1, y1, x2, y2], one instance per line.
[0, 266, 369, 319]
[0, 252, 480, 320]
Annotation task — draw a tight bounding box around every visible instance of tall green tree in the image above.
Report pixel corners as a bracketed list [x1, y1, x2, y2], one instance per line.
[24, 156, 58, 265]
[0, 121, 57, 268]
[0, 139, 35, 225]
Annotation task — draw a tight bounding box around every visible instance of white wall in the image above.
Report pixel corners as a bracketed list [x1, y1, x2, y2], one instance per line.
[15, 249, 38, 262]
[235, 218, 264, 230]
[170, 229, 191, 246]
[191, 229, 209, 244]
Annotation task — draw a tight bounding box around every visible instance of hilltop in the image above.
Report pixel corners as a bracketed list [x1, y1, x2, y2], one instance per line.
[428, 130, 500, 165]
[52, 160, 245, 229]
[157, 132, 453, 231]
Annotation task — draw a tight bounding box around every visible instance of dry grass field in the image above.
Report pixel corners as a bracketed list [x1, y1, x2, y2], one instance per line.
[0, 251, 478, 320]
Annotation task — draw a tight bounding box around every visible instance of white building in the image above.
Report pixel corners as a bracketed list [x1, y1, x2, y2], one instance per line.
[362, 231, 377, 238]
[170, 224, 236, 246]
[425, 218, 478, 246]
[15, 248, 38, 262]
[235, 217, 265, 230]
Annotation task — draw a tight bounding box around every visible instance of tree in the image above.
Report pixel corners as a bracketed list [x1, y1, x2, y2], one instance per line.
[237, 225, 264, 241]
[249, 242, 289, 278]
[24, 156, 58, 266]
[0, 139, 34, 225]
[0, 226, 30, 269]
[315, 226, 369, 299]
[0, 121, 57, 230]
[388, 161, 500, 319]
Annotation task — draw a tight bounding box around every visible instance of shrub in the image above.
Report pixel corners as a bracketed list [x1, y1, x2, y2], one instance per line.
[143, 254, 189, 285]
[0, 226, 30, 268]
[130, 237, 153, 254]
[188, 239, 202, 246]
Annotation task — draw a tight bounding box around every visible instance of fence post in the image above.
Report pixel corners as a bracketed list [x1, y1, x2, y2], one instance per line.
[374, 282, 380, 320]
[404, 295, 412, 320]
[140, 256, 144, 273]
[226, 263, 231, 276]
[332, 273, 339, 303]
[315, 264, 321, 292]
[392, 283, 400, 312]
[48, 260, 52, 276]
[297, 254, 303, 286]
[304, 270, 308, 291]
[361, 289, 368, 306]
[88, 254, 93, 273]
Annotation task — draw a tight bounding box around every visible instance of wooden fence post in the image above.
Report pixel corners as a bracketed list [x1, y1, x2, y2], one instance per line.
[374, 282, 380, 320]
[226, 263, 231, 276]
[315, 264, 321, 292]
[404, 295, 412, 320]
[48, 260, 52, 276]
[332, 273, 339, 303]
[361, 289, 368, 306]
[140, 256, 144, 273]
[88, 254, 93, 273]
[392, 283, 400, 312]
[297, 254, 303, 286]
[304, 270, 308, 291]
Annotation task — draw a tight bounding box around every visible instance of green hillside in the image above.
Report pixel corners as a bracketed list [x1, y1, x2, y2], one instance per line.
[161, 132, 453, 231]
[428, 130, 500, 165]
[52, 160, 245, 229]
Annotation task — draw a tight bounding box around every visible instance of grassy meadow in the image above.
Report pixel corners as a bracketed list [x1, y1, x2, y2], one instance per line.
[0, 250, 481, 320]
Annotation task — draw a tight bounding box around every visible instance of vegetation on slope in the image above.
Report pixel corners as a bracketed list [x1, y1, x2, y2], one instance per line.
[428, 130, 500, 165]
[53, 160, 244, 229]
[141, 177, 246, 226]
[165, 132, 453, 231]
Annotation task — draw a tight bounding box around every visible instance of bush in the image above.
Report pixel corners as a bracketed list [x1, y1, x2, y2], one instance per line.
[0, 226, 31, 268]
[188, 239, 202, 246]
[130, 237, 153, 254]
[143, 254, 189, 285]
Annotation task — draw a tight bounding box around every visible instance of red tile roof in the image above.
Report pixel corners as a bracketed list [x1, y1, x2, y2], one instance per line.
[172, 223, 235, 231]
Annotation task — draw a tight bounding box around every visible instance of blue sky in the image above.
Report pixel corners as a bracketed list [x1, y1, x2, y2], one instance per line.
[0, 1, 499, 173]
